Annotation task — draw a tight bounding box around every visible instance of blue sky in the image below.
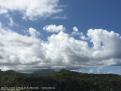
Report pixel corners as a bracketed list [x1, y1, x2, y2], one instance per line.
[1, 0, 121, 34]
[0, 0, 121, 74]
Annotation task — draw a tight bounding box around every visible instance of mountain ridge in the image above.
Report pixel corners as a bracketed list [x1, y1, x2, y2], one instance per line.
[0, 69, 121, 91]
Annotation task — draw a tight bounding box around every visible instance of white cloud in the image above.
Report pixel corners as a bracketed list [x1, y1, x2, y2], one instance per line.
[87, 29, 121, 58]
[27, 27, 40, 37]
[0, 66, 9, 71]
[0, 22, 2, 28]
[0, 27, 45, 71]
[53, 15, 67, 19]
[44, 31, 90, 67]
[0, 26, 121, 72]
[71, 26, 89, 40]
[0, 0, 62, 20]
[73, 26, 79, 32]
[43, 24, 66, 33]
[71, 26, 80, 35]
[8, 17, 15, 27]
[43, 28, 121, 67]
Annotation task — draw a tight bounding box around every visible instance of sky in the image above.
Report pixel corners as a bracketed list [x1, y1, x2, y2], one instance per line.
[0, 0, 121, 74]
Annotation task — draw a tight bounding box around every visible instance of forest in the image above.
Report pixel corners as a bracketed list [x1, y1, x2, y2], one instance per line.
[0, 69, 121, 91]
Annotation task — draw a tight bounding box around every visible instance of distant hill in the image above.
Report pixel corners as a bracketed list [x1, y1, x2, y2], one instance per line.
[0, 69, 121, 91]
[32, 69, 58, 76]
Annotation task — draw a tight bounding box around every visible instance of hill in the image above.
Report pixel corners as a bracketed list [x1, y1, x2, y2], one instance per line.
[0, 69, 121, 91]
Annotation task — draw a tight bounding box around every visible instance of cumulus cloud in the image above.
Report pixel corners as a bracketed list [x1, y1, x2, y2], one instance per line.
[43, 24, 66, 33]
[0, 0, 62, 20]
[0, 26, 121, 72]
[71, 26, 80, 35]
[71, 26, 88, 40]
[73, 26, 79, 32]
[0, 27, 45, 71]
[27, 27, 40, 37]
[87, 29, 121, 57]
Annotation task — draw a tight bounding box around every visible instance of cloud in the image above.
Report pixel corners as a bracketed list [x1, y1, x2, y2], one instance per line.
[9, 17, 14, 26]
[8, 17, 16, 27]
[52, 15, 67, 20]
[73, 26, 79, 32]
[71, 26, 88, 40]
[43, 24, 66, 33]
[0, 27, 45, 71]
[27, 27, 40, 37]
[87, 29, 121, 58]
[71, 26, 80, 35]
[0, 26, 121, 72]
[0, 22, 2, 28]
[0, 0, 62, 20]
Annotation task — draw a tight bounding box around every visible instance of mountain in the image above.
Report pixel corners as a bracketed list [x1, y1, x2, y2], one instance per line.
[0, 69, 121, 91]
[32, 69, 57, 76]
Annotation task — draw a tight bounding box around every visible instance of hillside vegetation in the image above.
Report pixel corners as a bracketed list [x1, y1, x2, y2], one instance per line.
[0, 69, 121, 91]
